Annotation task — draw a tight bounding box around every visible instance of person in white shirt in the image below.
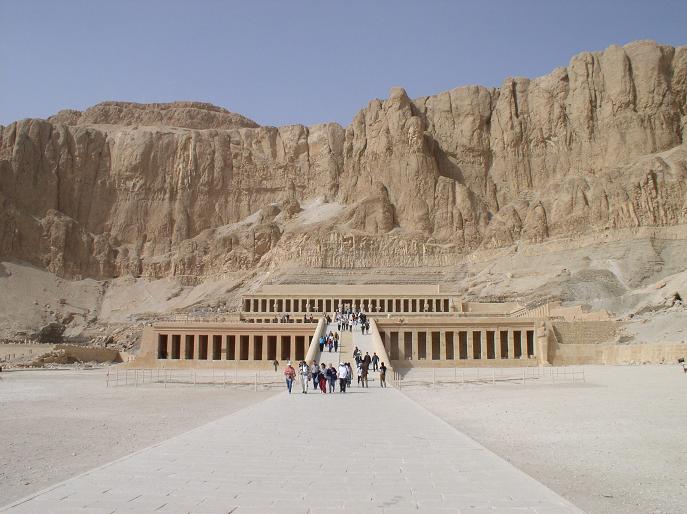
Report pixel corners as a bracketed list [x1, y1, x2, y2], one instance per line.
[338, 362, 348, 393]
[299, 361, 309, 393]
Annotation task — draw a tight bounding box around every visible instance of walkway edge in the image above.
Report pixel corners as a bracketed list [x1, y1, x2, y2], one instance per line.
[395, 388, 584, 512]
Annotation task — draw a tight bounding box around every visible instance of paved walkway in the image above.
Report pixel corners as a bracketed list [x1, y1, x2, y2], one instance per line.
[2, 326, 581, 514]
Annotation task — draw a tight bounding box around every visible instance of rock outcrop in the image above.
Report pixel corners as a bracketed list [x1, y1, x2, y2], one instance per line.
[1, 40, 686, 279]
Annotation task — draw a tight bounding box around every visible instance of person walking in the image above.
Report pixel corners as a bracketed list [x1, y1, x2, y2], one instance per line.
[311, 361, 320, 390]
[327, 364, 337, 393]
[283, 361, 296, 394]
[371, 353, 379, 372]
[356, 361, 363, 386]
[333, 337, 338, 352]
[361, 360, 369, 388]
[273, 359, 279, 372]
[346, 362, 353, 388]
[363, 352, 371, 371]
[338, 362, 348, 393]
[299, 360, 310, 394]
[319, 363, 327, 394]
[379, 362, 387, 387]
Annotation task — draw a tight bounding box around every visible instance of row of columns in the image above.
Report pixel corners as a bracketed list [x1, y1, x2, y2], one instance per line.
[243, 297, 451, 314]
[156, 333, 306, 362]
[382, 328, 535, 361]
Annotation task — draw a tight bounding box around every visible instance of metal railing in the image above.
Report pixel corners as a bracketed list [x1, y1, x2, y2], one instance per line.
[106, 368, 287, 390]
[392, 366, 585, 389]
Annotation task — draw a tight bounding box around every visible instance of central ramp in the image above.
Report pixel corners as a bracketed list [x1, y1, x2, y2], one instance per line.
[2, 378, 580, 513]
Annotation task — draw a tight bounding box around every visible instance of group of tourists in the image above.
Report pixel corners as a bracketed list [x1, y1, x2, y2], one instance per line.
[280, 305, 387, 393]
[336, 309, 370, 334]
[282, 354, 387, 393]
[282, 360, 350, 394]
[319, 331, 339, 352]
[352, 346, 386, 388]
[282, 356, 386, 393]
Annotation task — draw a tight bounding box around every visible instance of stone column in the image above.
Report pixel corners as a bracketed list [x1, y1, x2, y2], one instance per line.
[411, 330, 418, 360]
[289, 335, 296, 362]
[467, 331, 475, 360]
[262, 336, 269, 361]
[219, 335, 226, 361]
[248, 334, 255, 360]
[192, 334, 199, 360]
[481, 329, 487, 360]
[508, 329, 515, 360]
[440, 330, 447, 360]
[396, 332, 404, 360]
[520, 331, 527, 360]
[495, 329, 502, 359]
[276, 334, 283, 361]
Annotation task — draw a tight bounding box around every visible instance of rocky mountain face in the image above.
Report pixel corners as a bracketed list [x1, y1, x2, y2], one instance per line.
[1, 40, 686, 281]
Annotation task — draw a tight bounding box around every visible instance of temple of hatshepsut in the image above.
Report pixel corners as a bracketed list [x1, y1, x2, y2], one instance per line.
[135, 284, 685, 370]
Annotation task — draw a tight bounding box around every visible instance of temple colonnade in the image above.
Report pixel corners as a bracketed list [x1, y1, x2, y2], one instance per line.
[242, 296, 453, 314]
[377, 320, 538, 366]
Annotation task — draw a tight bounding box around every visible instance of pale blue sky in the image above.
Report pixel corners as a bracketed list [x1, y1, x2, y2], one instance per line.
[1, 0, 684, 127]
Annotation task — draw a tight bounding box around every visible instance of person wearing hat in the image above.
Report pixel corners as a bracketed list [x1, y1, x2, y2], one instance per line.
[283, 361, 296, 394]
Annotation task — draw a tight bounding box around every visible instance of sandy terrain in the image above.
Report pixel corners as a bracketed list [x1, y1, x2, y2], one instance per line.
[404, 365, 687, 514]
[0, 368, 276, 506]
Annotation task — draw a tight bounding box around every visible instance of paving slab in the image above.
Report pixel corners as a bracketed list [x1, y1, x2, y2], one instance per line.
[1, 325, 581, 513]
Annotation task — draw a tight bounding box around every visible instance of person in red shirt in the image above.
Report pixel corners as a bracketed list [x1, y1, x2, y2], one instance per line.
[283, 361, 296, 394]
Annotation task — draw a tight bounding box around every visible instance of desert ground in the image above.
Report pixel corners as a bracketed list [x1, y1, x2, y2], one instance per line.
[0, 368, 277, 505]
[404, 365, 687, 514]
[2, 365, 685, 512]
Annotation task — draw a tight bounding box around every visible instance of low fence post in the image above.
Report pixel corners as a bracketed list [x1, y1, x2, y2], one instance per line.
[432, 368, 436, 388]
[522, 368, 525, 385]
[106, 370, 109, 388]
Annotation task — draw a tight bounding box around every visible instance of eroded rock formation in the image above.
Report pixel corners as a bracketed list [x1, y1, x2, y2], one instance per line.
[1, 40, 686, 279]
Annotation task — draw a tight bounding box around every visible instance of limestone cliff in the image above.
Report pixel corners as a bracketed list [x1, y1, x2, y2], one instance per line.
[1, 40, 686, 280]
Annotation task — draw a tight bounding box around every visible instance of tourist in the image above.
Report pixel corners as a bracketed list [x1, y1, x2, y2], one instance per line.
[299, 360, 309, 393]
[338, 362, 348, 392]
[283, 361, 296, 394]
[363, 352, 371, 370]
[273, 359, 279, 372]
[319, 335, 325, 352]
[371, 352, 379, 371]
[319, 363, 327, 393]
[346, 362, 353, 387]
[379, 362, 387, 387]
[360, 359, 369, 388]
[356, 361, 363, 386]
[326, 363, 337, 393]
[311, 360, 320, 389]
[333, 337, 338, 352]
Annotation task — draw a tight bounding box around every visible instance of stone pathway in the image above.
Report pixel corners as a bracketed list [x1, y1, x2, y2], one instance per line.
[2, 327, 581, 513]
